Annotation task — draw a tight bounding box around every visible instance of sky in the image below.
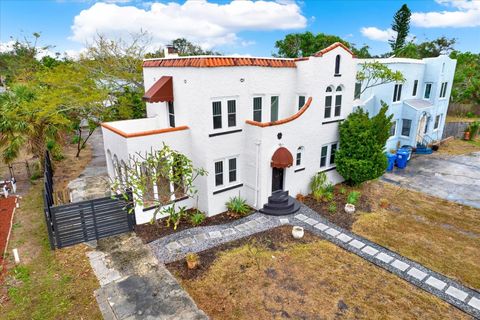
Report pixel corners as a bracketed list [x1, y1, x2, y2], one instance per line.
[1, 0, 479, 58]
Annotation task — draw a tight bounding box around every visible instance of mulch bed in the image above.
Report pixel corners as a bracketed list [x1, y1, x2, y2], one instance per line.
[135, 209, 254, 243]
[0, 197, 17, 283]
[166, 225, 319, 280]
[302, 184, 372, 230]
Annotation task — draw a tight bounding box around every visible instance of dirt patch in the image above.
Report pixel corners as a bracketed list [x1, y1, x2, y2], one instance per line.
[167, 226, 319, 280]
[353, 180, 480, 289]
[436, 138, 480, 156]
[135, 209, 254, 243]
[173, 226, 468, 320]
[302, 183, 372, 230]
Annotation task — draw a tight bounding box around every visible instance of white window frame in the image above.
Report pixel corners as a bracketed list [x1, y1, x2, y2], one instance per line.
[270, 95, 280, 122]
[334, 86, 343, 117]
[393, 83, 402, 103]
[439, 82, 448, 99]
[252, 95, 263, 122]
[324, 86, 334, 119]
[433, 114, 442, 131]
[423, 83, 433, 100]
[213, 156, 240, 190]
[211, 96, 239, 132]
[296, 146, 304, 168]
[320, 142, 338, 170]
[389, 120, 397, 139]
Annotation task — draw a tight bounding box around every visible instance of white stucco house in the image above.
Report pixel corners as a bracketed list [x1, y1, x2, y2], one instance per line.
[101, 43, 455, 224]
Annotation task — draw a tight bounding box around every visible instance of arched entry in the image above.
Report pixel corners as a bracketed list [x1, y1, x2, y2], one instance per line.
[271, 147, 293, 192]
[416, 112, 429, 145]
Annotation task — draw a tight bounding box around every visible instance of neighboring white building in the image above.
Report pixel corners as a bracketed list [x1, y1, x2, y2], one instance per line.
[356, 56, 456, 151]
[101, 43, 456, 224]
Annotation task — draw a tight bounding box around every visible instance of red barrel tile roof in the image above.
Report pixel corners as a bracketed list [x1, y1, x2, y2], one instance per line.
[143, 57, 297, 68]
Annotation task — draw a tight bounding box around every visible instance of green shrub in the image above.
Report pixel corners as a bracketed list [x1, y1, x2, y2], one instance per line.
[466, 111, 476, 118]
[310, 172, 333, 202]
[190, 210, 206, 226]
[164, 205, 187, 230]
[468, 121, 480, 140]
[226, 196, 250, 215]
[336, 101, 392, 185]
[324, 192, 334, 202]
[328, 202, 337, 213]
[347, 191, 361, 205]
[339, 187, 347, 195]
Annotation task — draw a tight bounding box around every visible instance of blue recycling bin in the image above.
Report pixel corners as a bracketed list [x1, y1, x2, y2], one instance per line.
[386, 153, 396, 171]
[396, 149, 409, 169]
[399, 146, 413, 161]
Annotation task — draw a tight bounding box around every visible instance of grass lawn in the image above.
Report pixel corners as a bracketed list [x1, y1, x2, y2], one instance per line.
[173, 227, 468, 319]
[437, 137, 480, 155]
[353, 181, 480, 290]
[0, 144, 102, 320]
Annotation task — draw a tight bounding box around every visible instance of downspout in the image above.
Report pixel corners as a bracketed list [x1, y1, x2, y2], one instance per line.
[254, 140, 261, 208]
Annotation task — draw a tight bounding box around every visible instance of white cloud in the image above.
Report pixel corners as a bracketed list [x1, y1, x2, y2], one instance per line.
[0, 41, 15, 53]
[70, 0, 307, 49]
[360, 27, 397, 42]
[412, 0, 480, 28]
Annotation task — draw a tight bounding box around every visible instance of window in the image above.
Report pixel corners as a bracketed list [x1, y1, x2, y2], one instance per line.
[212, 101, 222, 129]
[390, 121, 397, 137]
[335, 86, 342, 117]
[168, 101, 175, 127]
[298, 95, 306, 110]
[330, 143, 338, 165]
[442, 62, 445, 73]
[227, 100, 236, 127]
[320, 146, 328, 168]
[424, 83, 432, 99]
[296, 147, 304, 166]
[335, 54, 341, 75]
[440, 82, 448, 98]
[393, 84, 402, 102]
[413, 80, 418, 96]
[214, 161, 223, 186]
[271, 96, 279, 121]
[228, 158, 237, 183]
[434, 114, 441, 130]
[253, 97, 262, 122]
[401, 119, 412, 136]
[324, 87, 333, 118]
[354, 82, 361, 99]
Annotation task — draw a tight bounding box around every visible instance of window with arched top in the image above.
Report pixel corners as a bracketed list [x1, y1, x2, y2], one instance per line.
[296, 146, 304, 167]
[112, 154, 119, 178]
[324, 86, 334, 118]
[335, 55, 341, 75]
[335, 86, 343, 117]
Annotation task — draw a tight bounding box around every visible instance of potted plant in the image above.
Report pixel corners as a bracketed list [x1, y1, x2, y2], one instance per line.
[292, 226, 304, 239]
[185, 253, 200, 269]
[464, 127, 471, 141]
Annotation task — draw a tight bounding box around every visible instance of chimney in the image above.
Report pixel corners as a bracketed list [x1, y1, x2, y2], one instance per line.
[163, 44, 178, 58]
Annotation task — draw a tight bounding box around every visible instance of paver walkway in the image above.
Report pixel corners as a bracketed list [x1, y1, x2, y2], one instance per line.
[150, 205, 480, 319]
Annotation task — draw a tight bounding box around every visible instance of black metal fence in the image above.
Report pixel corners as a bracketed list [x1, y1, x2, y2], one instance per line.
[43, 151, 135, 249]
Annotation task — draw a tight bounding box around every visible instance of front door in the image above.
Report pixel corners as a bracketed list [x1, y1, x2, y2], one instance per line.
[272, 167, 284, 192]
[416, 114, 427, 145]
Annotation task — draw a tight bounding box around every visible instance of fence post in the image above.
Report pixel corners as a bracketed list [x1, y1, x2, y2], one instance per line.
[126, 190, 136, 230]
[43, 191, 56, 250]
[90, 201, 99, 240]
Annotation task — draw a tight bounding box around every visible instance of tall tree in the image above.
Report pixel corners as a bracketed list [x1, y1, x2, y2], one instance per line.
[389, 4, 411, 52]
[449, 51, 480, 105]
[356, 61, 405, 95]
[273, 32, 370, 58]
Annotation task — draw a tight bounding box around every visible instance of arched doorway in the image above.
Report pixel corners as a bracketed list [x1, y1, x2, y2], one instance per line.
[416, 112, 428, 145]
[271, 147, 293, 192]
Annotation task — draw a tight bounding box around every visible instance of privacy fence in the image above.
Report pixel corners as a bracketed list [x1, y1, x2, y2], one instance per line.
[442, 122, 470, 140]
[43, 151, 135, 249]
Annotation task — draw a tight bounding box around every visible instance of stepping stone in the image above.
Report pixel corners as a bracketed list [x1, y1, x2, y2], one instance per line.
[194, 233, 209, 242]
[279, 218, 289, 224]
[361, 246, 379, 256]
[313, 222, 329, 231]
[425, 276, 447, 291]
[446, 286, 468, 302]
[166, 241, 181, 251]
[407, 267, 428, 281]
[468, 297, 480, 311]
[246, 220, 259, 228]
[375, 252, 394, 264]
[294, 213, 308, 221]
[179, 237, 195, 247]
[325, 228, 340, 237]
[256, 216, 269, 224]
[304, 218, 318, 225]
[234, 224, 249, 232]
[336, 233, 352, 243]
[222, 228, 236, 236]
[209, 231, 222, 239]
[349, 239, 365, 249]
[391, 259, 409, 271]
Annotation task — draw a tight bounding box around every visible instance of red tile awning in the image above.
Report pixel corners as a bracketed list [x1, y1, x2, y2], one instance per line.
[271, 147, 293, 168]
[143, 76, 173, 103]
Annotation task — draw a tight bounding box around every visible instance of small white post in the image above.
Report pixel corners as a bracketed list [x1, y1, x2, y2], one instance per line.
[12, 248, 20, 264]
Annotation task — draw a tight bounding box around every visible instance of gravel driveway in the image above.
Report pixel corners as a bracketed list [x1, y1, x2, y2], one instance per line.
[383, 152, 480, 209]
